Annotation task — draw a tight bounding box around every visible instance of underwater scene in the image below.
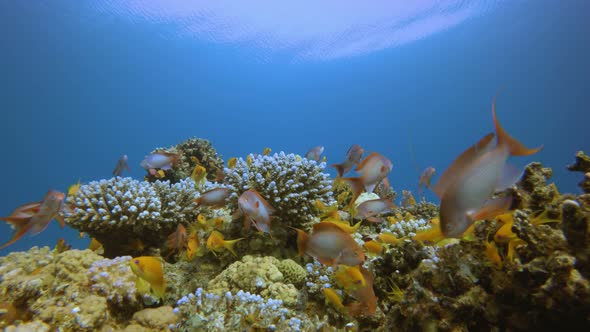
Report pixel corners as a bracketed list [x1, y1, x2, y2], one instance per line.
[1, 1, 589, 331]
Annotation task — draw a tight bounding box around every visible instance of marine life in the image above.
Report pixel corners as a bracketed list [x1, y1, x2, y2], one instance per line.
[263, 147, 272, 156]
[335, 265, 366, 291]
[129, 256, 166, 299]
[112, 154, 130, 177]
[235, 189, 276, 234]
[88, 238, 104, 254]
[166, 224, 188, 256]
[194, 187, 230, 208]
[436, 97, 542, 237]
[363, 240, 384, 255]
[140, 151, 181, 171]
[323, 288, 345, 312]
[185, 230, 201, 260]
[346, 266, 378, 317]
[0, 190, 65, 249]
[401, 190, 417, 207]
[294, 222, 365, 266]
[67, 180, 81, 197]
[343, 152, 393, 204]
[206, 230, 244, 257]
[356, 198, 396, 222]
[331, 144, 364, 177]
[320, 219, 362, 234]
[377, 232, 399, 246]
[227, 157, 237, 168]
[305, 146, 324, 161]
[190, 164, 207, 185]
[418, 166, 435, 196]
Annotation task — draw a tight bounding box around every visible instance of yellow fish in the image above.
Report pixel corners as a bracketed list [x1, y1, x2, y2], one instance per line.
[320, 219, 361, 234]
[484, 241, 503, 269]
[185, 231, 201, 260]
[130, 256, 166, 299]
[206, 231, 244, 257]
[67, 180, 81, 197]
[155, 170, 166, 178]
[227, 157, 237, 168]
[363, 240, 384, 255]
[191, 165, 207, 185]
[263, 147, 272, 156]
[335, 265, 366, 291]
[88, 238, 104, 254]
[377, 232, 399, 246]
[323, 288, 344, 312]
[246, 155, 253, 165]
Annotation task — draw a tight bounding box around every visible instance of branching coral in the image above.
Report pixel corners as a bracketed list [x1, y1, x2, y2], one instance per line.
[172, 288, 330, 332]
[64, 177, 201, 256]
[223, 152, 335, 228]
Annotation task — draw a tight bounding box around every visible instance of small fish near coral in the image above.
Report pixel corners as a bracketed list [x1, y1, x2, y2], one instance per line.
[294, 222, 365, 266]
[235, 189, 276, 235]
[0, 190, 66, 249]
[129, 256, 166, 300]
[331, 144, 364, 178]
[140, 151, 181, 175]
[342, 152, 393, 204]
[112, 154, 131, 177]
[304, 146, 324, 162]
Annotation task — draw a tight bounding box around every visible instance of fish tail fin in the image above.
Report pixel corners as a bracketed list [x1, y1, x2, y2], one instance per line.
[292, 227, 308, 257]
[152, 281, 167, 300]
[469, 196, 513, 221]
[331, 163, 346, 178]
[342, 177, 364, 206]
[224, 238, 244, 257]
[492, 95, 543, 156]
[0, 220, 32, 249]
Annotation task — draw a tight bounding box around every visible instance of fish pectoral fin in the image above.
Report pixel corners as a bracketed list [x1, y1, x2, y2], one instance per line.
[56, 215, 66, 228]
[495, 163, 523, 191]
[469, 196, 513, 221]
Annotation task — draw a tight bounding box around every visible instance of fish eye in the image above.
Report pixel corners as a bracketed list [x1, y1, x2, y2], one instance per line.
[134, 259, 139, 264]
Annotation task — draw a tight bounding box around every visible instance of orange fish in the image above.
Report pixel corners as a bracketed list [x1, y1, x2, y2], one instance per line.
[356, 198, 395, 221]
[331, 144, 364, 178]
[343, 152, 392, 204]
[436, 96, 542, 238]
[235, 190, 276, 234]
[335, 265, 366, 291]
[418, 166, 436, 197]
[323, 288, 345, 312]
[141, 151, 181, 172]
[88, 238, 104, 254]
[166, 224, 188, 255]
[294, 222, 365, 266]
[206, 230, 244, 257]
[0, 190, 65, 249]
[194, 188, 230, 208]
[130, 256, 166, 299]
[346, 266, 378, 317]
[185, 231, 201, 260]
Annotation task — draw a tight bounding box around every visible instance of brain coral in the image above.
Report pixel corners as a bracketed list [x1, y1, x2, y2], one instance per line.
[223, 152, 335, 228]
[64, 177, 201, 256]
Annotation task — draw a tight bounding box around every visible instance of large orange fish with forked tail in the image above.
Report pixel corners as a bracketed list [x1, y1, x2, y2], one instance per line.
[434, 95, 542, 238]
[0, 190, 66, 249]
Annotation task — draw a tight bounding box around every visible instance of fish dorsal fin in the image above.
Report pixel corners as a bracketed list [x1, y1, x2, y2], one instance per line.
[492, 96, 543, 157]
[312, 221, 347, 235]
[432, 132, 495, 199]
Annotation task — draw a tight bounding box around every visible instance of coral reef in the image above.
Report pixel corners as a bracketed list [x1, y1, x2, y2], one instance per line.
[64, 177, 201, 256]
[207, 255, 303, 307]
[144, 137, 224, 183]
[223, 152, 335, 229]
[172, 288, 331, 331]
[516, 162, 562, 212]
[568, 151, 590, 193]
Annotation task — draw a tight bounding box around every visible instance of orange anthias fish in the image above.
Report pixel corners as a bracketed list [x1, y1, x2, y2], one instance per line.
[166, 224, 188, 255]
[194, 188, 230, 208]
[346, 266, 378, 317]
[331, 144, 364, 178]
[130, 256, 166, 299]
[140, 151, 181, 173]
[435, 96, 542, 238]
[112, 154, 130, 177]
[235, 190, 276, 234]
[305, 146, 324, 162]
[294, 222, 365, 266]
[185, 230, 201, 260]
[0, 190, 65, 249]
[206, 230, 244, 257]
[343, 152, 393, 204]
[418, 166, 436, 197]
[356, 198, 396, 222]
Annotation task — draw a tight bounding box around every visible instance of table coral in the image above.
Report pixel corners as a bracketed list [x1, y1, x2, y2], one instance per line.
[64, 177, 201, 256]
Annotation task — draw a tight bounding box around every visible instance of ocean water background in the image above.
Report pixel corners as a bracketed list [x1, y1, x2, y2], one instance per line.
[0, 0, 588, 255]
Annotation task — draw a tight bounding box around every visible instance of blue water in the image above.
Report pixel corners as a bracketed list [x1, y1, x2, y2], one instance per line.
[1, 1, 588, 255]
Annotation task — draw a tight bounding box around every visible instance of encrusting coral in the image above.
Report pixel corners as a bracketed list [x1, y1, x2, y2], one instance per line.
[144, 137, 224, 183]
[64, 177, 202, 256]
[223, 152, 335, 229]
